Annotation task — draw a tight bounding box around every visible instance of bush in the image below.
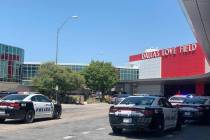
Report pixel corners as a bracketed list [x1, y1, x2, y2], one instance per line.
[60, 95, 81, 104]
[86, 97, 99, 104]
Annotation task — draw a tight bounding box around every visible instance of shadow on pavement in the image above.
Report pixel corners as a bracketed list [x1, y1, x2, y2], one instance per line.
[1, 118, 59, 125]
[109, 129, 182, 140]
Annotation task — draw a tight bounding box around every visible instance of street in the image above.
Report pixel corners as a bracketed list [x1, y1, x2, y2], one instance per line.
[0, 104, 210, 140]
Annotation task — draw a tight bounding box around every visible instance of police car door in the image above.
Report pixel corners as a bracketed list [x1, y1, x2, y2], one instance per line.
[31, 95, 43, 118]
[31, 95, 53, 118]
[164, 99, 177, 127]
[37, 95, 53, 118]
[158, 98, 173, 129]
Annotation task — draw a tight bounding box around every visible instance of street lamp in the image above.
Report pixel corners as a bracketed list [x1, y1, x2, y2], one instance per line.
[55, 15, 79, 65]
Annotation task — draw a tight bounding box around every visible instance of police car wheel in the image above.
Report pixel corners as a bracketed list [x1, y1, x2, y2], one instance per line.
[53, 108, 61, 119]
[24, 110, 35, 123]
[0, 118, 5, 123]
[112, 127, 122, 135]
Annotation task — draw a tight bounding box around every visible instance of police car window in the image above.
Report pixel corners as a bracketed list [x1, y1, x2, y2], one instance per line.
[2, 94, 28, 101]
[158, 99, 164, 107]
[31, 96, 39, 102]
[120, 97, 155, 105]
[164, 100, 173, 108]
[184, 98, 207, 104]
[37, 95, 50, 102]
[159, 98, 173, 108]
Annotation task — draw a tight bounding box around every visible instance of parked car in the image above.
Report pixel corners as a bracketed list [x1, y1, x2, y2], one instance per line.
[179, 96, 210, 124]
[0, 93, 62, 123]
[0, 91, 18, 99]
[168, 94, 193, 106]
[114, 93, 131, 104]
[110, 94, 118, 104]
[109, 95, 182, 134]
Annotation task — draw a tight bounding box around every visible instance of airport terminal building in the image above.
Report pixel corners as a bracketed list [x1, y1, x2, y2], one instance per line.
[1, 42, 210, 97]
[119, 43, 210, 97]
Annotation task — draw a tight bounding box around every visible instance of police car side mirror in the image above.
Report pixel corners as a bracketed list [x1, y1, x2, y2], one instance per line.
[52, 99, 56, 104]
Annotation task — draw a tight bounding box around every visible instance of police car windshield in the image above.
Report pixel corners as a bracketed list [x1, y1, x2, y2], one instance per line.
[184, 98, 207, 104]
[2, 94, 28, 101]
[120, 97, 155, 106]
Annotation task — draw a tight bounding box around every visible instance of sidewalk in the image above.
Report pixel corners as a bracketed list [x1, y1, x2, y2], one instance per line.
[61, 103, 109, 109]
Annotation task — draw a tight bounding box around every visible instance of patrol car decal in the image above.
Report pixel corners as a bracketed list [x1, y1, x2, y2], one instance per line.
[35, 107, 51, 112]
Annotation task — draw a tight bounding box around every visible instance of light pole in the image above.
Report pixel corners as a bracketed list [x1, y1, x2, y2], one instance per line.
[55, 15, 79, 65]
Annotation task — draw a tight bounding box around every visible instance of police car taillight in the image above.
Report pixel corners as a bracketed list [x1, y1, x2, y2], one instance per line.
[0, 102, 20, 109]
[205, 106, 210, 110]
[175, 104, 181, 108]
[196, 106, 204, 111]
[109, 106, 118, 113]
[8, 102, 20, 109]
[131, 108, 144, 113]
[144, 110, 153, 116]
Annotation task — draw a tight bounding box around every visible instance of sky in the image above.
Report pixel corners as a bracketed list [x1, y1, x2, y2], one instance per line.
[0, 0, 196, 66]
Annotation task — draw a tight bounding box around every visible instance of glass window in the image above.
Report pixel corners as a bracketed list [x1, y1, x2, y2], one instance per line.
[2, 94, 28, 101]
[120, 97, 155, 106]
[184, 98, 208, 104]
[38, 95, 51, 102]
[159, 98, 173, 108]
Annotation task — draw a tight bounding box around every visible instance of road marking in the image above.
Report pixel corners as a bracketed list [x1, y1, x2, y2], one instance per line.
[63, 136, 75, 139]
[96, 128, 105, 131]
[82, 131, 90, 135]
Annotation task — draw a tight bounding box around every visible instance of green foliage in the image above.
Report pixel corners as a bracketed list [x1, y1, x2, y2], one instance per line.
[82, 61, 119, 95]
[32, 62, 85, 97]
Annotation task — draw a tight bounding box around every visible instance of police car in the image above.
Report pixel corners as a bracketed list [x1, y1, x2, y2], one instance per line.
[168, 94, 193, 107]
[169, 95, 188, 106]
[109, 95, 182, 134]
[0, 93, 62, 123]
[179, 96, 210, 124]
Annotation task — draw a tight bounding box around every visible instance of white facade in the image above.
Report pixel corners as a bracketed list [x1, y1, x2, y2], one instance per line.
[138, 57, 161, 79]
[137, 84, 164, 96]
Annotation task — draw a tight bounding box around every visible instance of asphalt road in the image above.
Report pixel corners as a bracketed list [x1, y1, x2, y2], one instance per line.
[0, 104, 210, 140]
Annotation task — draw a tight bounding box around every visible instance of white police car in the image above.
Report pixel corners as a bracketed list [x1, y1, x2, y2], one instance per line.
[109, 95, 182, 134]
[179, 96, 210, 124]
[169, 94, 193, 106]
[0, 93, 62, 123]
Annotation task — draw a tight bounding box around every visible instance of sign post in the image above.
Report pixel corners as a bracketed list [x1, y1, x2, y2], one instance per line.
[55, 85, 59, 103]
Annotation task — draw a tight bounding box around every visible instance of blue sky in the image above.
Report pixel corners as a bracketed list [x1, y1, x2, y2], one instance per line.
[0, 0, 196, 66]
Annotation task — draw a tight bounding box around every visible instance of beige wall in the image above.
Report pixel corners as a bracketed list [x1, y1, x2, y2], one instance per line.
[0, 82, 20, 91]
[137, 84, 164, 96]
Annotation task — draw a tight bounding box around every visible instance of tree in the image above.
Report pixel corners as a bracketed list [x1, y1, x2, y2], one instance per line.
[82, 61, 119, 99]
[32, 62, 85, 98]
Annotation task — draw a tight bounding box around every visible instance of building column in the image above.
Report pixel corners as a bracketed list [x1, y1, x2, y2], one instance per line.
[195, 82, 205, 96]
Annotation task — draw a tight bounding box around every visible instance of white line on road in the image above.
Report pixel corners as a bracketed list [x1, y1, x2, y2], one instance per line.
[63, 136, 75, 139]
[96, 128, 106, 131]
[82, 131, 91, 135]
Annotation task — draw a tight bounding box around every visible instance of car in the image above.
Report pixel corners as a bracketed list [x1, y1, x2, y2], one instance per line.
[114, 93, 131, 105]
[109, 95, 182, 134]
[179, 96, 210, 124]
[110, 94, 118, 104]
[0, 91, 18, 99]
[0, 93, 62, 123]
[168, 95, 188, 106]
